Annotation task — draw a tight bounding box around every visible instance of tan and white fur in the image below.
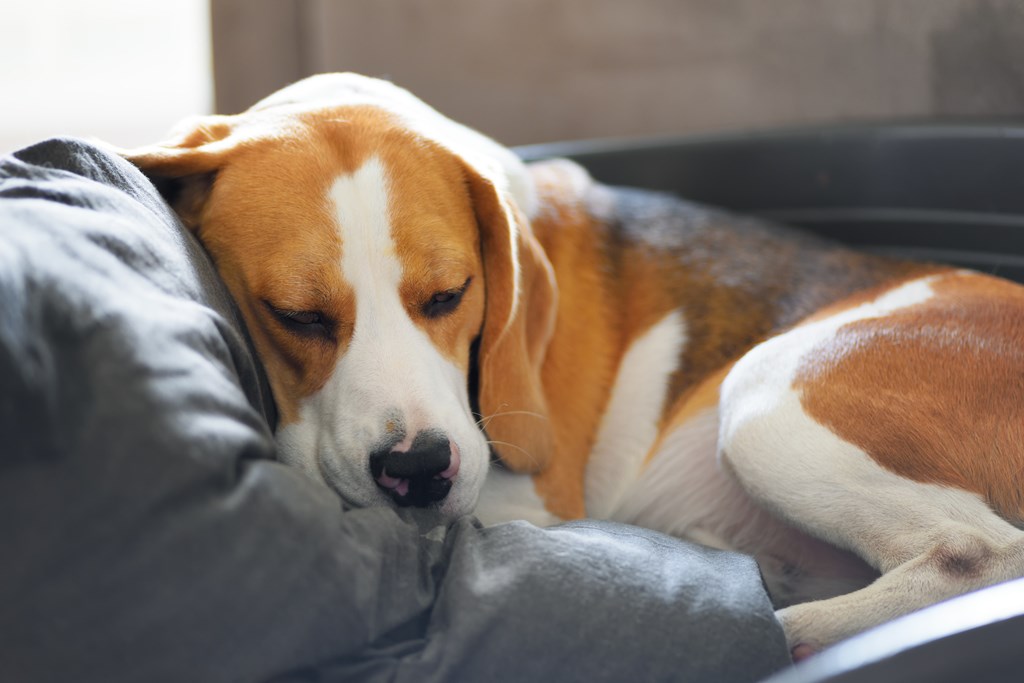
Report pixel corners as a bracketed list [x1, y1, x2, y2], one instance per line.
[122, 73, 1024, 661]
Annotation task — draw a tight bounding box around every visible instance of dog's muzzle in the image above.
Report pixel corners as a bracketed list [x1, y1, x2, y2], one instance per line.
[369, 430, 461, 507]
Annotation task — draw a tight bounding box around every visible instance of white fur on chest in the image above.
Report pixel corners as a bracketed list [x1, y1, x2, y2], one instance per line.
[585, 310, 688, 519]
[476, 310, 687, 526]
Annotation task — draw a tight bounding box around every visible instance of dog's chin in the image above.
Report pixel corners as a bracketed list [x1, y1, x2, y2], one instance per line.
[329, 478, 479, 521]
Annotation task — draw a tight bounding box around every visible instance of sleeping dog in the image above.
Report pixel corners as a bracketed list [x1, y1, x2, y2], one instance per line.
[123, 73, 1024, 659]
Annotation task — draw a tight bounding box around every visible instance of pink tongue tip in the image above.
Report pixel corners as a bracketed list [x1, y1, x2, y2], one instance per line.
[377, 471, 410, 497]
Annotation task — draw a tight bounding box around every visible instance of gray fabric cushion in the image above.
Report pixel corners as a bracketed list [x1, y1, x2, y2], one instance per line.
[0, 138, 790, 683]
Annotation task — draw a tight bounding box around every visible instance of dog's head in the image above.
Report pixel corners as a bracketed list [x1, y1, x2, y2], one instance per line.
[122, 74, 557, 518]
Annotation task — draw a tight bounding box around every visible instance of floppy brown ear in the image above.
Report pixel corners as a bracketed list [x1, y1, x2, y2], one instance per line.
[468, 169, 559, 474]
[117, 115, 238, 229]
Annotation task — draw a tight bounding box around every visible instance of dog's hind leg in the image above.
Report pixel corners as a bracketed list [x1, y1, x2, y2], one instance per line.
[719, 317, 1024, 659]
[776, 516, 1024, 660]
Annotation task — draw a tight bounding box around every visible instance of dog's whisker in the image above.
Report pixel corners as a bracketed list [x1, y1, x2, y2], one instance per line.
[475, 410, 548, 429]
[486, 439, 541, 467]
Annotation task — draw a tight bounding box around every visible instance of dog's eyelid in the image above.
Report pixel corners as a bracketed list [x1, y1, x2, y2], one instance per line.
[438, 276, 472, 297]
[432, 291, 457, 304]
[282, 310, 322, 324]
[422, 277, 471, 319]
[263, 299, 312, 317]
[262, 299, 333, 331]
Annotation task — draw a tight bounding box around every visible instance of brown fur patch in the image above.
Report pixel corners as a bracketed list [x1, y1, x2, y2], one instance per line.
[795, 272, 1024, 523]
[525, 163, 619, 518]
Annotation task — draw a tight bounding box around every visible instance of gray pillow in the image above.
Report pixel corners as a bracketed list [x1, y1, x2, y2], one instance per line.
[0, 138, 790, 683]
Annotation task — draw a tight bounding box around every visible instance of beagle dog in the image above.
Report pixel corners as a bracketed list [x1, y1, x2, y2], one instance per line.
[123, 73, 1024, 660]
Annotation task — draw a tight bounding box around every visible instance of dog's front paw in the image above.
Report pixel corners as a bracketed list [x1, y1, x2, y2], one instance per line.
[776, 602, 839, 662]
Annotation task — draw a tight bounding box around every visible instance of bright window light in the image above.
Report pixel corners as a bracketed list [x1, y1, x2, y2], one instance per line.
[0, 0, 213, 154]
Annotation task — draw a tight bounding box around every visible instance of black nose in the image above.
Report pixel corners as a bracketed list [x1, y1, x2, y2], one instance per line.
[369, 431, 455, 507]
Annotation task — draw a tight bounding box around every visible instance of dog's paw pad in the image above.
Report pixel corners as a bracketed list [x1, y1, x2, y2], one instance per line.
[791, 643, 816, 662]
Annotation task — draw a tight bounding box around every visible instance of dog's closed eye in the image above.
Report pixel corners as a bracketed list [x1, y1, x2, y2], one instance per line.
[265, 301, 333, 339]
[423, 278, 471, 319]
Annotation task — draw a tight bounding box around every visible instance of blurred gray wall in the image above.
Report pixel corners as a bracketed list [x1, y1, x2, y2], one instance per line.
[212, 0, 1024, 145]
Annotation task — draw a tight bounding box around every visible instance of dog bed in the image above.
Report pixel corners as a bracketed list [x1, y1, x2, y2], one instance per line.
[4, 126, 1022, 682]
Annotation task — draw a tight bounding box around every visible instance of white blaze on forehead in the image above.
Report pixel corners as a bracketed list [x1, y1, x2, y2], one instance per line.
[328, 155, 467, 430]
[332, 156, 401, 307]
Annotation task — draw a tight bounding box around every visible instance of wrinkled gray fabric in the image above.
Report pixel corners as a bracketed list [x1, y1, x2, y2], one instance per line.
[0, 138, 790, 683]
